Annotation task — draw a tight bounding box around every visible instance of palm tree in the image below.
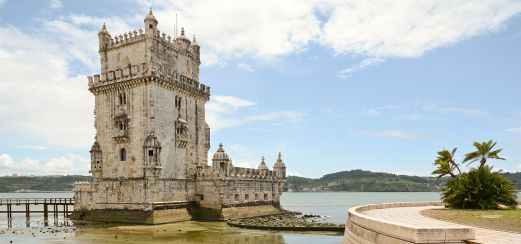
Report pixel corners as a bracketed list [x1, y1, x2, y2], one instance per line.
[463, 140, 505, 170]
[432, 148, 461, 179]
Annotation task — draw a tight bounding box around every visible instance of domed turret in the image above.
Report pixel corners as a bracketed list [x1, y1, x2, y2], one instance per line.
[98, 23, 111, 51]
[144, 8, 158, 37]
[190, 35, 199, 47]
[273, 152, 286, 178]
[90, 140, 101, 152]
[212, 143, 232, 175]
[212, 143, 230, 161]
[98, 23, 109, 35]
[258, 156, 268, 170]
[190, 35, 201, 61]
[144, 7, 157, 23]
[176, 28, 191, 49]
[90, 140, 103, 179]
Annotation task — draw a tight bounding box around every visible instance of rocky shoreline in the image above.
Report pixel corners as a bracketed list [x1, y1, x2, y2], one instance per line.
[226, 212, 345, 232]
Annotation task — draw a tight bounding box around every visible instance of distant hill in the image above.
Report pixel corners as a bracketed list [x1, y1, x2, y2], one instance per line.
[0, 175, 91, 192]
[286, 169, 521, 192]
[0, 170, 518, 193]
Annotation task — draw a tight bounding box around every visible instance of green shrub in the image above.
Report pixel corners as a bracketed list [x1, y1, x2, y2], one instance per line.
[442, 165, 518, 209]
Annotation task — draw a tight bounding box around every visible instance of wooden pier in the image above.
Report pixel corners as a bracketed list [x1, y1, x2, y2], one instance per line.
[0, 198, 74, 221]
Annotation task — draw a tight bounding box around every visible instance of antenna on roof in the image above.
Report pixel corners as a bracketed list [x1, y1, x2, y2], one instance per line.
[175, 13, 178, 38]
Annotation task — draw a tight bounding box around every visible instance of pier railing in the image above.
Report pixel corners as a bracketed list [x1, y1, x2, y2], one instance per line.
[0, 198, 74, 205]
[0, 198, 75, 222]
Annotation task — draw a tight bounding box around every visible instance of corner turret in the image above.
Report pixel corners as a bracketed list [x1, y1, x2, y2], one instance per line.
[273, 152, 286, 179]
[144, 8, 158, 38]
[98, 23, 111, 73]
[212, 143, 232, 176]
[90, 140, 103, 179]
[144, 134, 162, 168]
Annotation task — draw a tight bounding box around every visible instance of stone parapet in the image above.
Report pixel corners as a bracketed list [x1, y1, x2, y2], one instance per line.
[344, 202, 475, 244]
[88, 68, 210, 98]
[196, 165, 279, 180]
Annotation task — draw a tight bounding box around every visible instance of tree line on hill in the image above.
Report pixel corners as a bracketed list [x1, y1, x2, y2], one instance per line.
[0, 175, 90, 192]
[0, 169, 518, 193]
[285, 169, 521, 193]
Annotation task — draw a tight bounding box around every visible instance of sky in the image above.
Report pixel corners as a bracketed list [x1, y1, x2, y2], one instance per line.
[1, 0, 521, 178]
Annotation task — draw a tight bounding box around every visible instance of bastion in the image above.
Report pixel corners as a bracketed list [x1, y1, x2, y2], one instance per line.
[72, 9, 286, 224]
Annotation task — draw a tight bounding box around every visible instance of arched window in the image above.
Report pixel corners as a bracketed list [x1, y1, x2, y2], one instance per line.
[120, 148, 126, 161]
[119, 93, 127, 105]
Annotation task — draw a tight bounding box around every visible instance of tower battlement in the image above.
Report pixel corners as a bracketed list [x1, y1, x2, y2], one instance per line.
[95, 8, 202, 92]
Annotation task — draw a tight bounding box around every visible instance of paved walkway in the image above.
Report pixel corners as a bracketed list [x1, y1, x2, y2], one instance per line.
[363, 206, 521, 244]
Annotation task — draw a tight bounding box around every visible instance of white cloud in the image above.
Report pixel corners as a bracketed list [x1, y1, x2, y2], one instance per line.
[141, 0, 521, 64]
[0, 153, 89, 176]
[321, 0, 521, 58]
[0, 154, 14, 168]
[352, 130, 434, 139]
[226, 144, 260, 168]
[338, 58, 384, 79]
[507, 127, 521, 133]
[42, 15, 134, 70]
[206, 95, 303, 131]
[518, 164, 521, 170]
[248, 111, 303, 125]
[0, 26, 94, 149]
[0, 0, 6, 7]
[50, 0, 62, 9]
[237, 63, 255, 72]
[287, 171, 303, 177]
[146, 0, 322, 64]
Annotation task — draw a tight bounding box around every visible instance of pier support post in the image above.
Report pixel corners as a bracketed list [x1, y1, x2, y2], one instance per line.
[7, 204, 12, 219]
[25, 203, 30, 219]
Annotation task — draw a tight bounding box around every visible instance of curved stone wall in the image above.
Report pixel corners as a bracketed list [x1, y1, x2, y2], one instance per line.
[344, 202, 475, 244]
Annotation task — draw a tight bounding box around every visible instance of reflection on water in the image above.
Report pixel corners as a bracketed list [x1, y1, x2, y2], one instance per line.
[73, 221, 289, 244]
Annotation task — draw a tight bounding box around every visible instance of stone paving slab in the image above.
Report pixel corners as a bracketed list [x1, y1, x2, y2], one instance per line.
[363, 206, 521, 244]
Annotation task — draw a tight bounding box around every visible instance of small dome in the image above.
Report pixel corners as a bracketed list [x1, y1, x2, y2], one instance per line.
[258, 156, 268, 170]
[176, 28, 190, 42]
[144, 134, 161, 148]
[90, 141, 101, 152]
[98, 23, 109, 35]
[144, 8, 158, 23]
[212, 143, 230, 161]
[274, 152, 286, 168]
[190, 35, 199, 47]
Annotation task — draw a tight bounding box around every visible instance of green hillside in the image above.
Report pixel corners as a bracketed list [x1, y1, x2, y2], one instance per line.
[286, 170, 521, 192]
[0, 170, 518, 193]
[0, 175, 91, 192]
[286, 169, 438, 192]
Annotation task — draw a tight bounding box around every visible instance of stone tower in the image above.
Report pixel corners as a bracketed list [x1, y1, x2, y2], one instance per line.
[76, 10, 286, 224]
[88, 8, 210, 180]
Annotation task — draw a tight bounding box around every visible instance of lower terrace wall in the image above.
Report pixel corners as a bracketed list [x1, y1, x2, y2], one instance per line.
[75, 178, 194, 211]
[74, 177, 285, 223]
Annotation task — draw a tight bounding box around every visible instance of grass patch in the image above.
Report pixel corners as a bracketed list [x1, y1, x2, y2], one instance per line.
[422, 208, 521, 233]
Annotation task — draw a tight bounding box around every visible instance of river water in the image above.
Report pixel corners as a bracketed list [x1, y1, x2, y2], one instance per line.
[1, 192, 443, 243]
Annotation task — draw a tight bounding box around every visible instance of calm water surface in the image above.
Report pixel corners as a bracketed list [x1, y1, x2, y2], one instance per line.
[0, 192, 444, 243]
